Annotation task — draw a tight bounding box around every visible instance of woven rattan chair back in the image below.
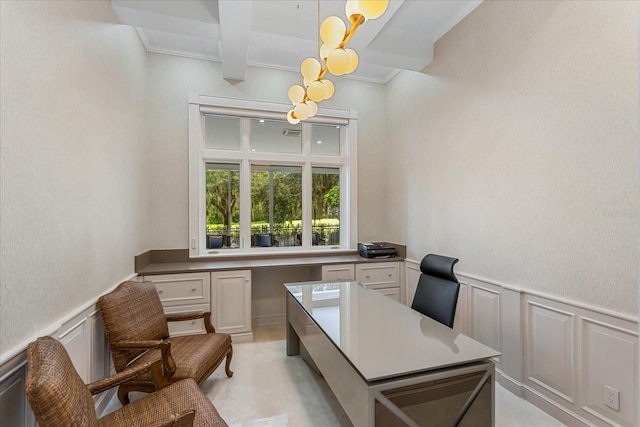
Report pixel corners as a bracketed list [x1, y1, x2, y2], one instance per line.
[98, 280, 169, 372]
[26, 336, 99, 427]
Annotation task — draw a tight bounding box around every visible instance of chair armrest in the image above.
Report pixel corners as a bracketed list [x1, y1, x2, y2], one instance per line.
[110, 339, 177, 379]
[165, 312, 205, 322]
[87, 359, 169, 395]
[146, 410, 196, 427]
[110, 339, 164, 349]
[166, 312, 217, 333]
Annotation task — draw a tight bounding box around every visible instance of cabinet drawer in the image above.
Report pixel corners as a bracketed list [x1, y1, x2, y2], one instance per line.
[322, 264, 355, 281]
[376, 287, 400, 302]
[356, 263, 399, 288]
[142, 273, 210, 307]
[164, 304, 209, 337]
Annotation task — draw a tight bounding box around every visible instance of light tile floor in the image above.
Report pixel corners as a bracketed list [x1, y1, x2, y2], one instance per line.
[204, 324, 566, 426]
[106, 324, 566, 426]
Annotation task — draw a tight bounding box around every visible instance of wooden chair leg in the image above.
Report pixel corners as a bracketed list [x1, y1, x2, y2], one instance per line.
[225, 347, 234, 377]
[117, 386, 131, 406]
[174, 410, 196, 427]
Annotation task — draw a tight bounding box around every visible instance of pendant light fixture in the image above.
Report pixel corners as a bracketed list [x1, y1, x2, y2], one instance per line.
[287, 0, 389, 124]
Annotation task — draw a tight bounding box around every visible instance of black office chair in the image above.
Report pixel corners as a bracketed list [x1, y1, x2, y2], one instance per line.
[411, 254, 460, 328]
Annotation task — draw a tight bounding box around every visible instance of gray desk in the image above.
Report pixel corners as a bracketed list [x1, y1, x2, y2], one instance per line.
[285, 281, 501, 427]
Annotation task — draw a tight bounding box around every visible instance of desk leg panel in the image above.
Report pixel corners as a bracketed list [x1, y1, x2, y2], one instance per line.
[286, 294, 371, 427]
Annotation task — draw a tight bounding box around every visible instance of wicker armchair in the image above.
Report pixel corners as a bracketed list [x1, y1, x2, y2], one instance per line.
[98, 281, 233, 405]
[25, 336, 228, 427]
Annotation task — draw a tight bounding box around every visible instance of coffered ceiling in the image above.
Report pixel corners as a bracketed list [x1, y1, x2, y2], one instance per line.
[111, 0, 482, 83]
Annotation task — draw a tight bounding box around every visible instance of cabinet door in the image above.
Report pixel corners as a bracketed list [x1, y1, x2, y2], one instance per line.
[142, 272, 210, 308]
[322, 264, 355, 281]
[211, 270, 251, 334]
[356, 262, 399, 289]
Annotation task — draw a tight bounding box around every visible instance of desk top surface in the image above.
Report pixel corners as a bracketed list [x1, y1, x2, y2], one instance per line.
[285, 281, 500, 382]
[137, 252, 400, 275]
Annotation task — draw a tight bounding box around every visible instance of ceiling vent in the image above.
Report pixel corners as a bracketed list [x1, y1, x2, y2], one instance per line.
[282, 129, 301, 137]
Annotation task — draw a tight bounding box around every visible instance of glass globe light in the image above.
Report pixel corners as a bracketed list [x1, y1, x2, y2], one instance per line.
[307, 80, 326, 102]
[344, 49, 359, 74]
[327, 48, 350, 76]
[319, 43, 334, 62]
[359, 0, 389, 20]
[320, 16, 346, 47]
[288, 85, 305, 105]
[322, 80, 335, 99]
[287, 110, 300, 124]
[307, 100, 318, 117]
[345, 0, 362, 22]
[294, 102, 310, 121]
[301, 57, 321, 81]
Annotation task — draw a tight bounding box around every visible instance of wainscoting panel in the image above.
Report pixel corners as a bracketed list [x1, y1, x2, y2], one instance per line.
[404, 261, 421, 307]
[525, 301, 576, 404]
[404, 259, 638, 427]
[581, 317, 638, 427]
[469, 284, 501, 364]
[0, 277, 132, 426]
[58, 317, 90, 383]
[0, 366, 29, 426]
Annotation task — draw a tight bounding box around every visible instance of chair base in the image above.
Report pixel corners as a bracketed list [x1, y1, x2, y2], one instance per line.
[118, 347, 234, 405]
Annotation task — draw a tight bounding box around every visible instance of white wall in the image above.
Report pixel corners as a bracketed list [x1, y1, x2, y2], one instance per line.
[386, 1, 638, 316]
[0, 0, 149, 354]
[145, 54, 388, 250]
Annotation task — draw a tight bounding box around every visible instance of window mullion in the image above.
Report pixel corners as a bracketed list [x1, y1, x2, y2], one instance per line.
[239, 119, 252, 250]
[302, 162, 312, 247]
[301, 122, 312, 247]
[268, 171, 274, 233]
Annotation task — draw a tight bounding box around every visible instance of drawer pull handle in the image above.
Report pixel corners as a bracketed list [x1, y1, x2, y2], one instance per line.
[191, 288, 196, 292]
[158, 290, 163, 294]
[191, 321, 196, 325]
[388, 274, 392, 277]
[366, 275, 371, 279]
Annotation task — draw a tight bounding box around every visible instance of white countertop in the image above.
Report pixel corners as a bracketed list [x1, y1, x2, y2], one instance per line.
[285, 280, 501, 382]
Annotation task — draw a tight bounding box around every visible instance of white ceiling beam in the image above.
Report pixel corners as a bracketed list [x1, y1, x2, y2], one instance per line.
[348, 0, 405, 50]
[356, 45, 433, 72]
[111, 1, 218, 39]
[218, 0, 253, 81]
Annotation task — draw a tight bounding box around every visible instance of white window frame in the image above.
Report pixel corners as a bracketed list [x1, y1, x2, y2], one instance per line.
[188, 94, 358, 258]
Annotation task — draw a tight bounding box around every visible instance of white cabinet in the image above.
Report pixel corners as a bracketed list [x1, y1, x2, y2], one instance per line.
[321, 264, 355, 281]
[211, 270, 252, 339]
[356, 262, 401, 301]
[376, 286, 400, 302]
[142, 272, 211, 337]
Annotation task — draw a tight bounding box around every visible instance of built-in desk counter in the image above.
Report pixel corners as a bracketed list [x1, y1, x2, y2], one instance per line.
[135, 248, 405, 342]
[136, 251, 402, 276]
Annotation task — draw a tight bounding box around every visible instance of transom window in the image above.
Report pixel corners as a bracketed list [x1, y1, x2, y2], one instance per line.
[188, 95, 357, 257]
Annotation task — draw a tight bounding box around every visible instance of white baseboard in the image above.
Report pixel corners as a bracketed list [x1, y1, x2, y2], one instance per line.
[252, 314, 286, 327]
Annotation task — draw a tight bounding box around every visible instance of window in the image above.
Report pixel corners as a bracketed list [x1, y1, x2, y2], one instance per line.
[188, 95, 357, 257]
[205, 163, 240, 248]
[250, 165, 302, 247]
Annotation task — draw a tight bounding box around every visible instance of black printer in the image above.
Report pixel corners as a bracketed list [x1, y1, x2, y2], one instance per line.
[359, 242, 396, 258]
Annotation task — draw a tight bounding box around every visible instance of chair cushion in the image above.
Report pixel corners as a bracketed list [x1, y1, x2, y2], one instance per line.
[127, 333, 232, 385]
[98, 378, 227, 427]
